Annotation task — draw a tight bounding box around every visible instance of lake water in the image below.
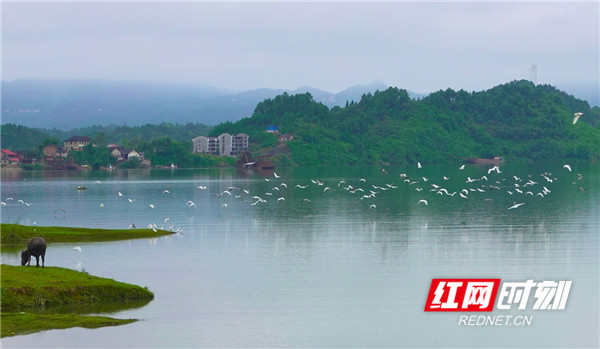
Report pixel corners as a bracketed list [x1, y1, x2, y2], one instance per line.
[1, 163, 598, 348]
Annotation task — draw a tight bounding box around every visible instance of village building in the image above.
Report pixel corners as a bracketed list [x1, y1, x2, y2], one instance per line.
[278, 133, 295, 142]
[107, 144, 145, 162]
[42, 144, 68, 158]
[64, 136, 93, 151]
[192, 133, 249, 157]
[266, 126, 279, 133]
[1, 149, 20, 165]
[125, 149, 144, 161]
[107, 145, 125, 161]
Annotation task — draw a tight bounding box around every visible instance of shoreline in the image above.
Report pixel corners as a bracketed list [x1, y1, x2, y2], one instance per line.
[1, 223, 175, 247]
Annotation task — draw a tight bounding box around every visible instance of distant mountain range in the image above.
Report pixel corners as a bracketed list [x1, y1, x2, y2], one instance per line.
[1, 79, 425, 130]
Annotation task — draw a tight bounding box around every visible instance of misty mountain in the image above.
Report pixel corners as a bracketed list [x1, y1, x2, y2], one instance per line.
[1, 79, 415, 129]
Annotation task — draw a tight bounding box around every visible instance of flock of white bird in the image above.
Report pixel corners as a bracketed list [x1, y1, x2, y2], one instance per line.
[79, 160, 587, 239]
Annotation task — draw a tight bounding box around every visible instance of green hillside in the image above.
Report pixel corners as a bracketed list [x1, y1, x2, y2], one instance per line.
[1, 122, 212, 151]
[211, 80, 600, 165]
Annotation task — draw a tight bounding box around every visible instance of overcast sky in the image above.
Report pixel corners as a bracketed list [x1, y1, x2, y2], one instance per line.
[2, 1, 598, 94]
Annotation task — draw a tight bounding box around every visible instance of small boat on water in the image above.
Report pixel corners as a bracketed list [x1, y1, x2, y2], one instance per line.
[76, 186, 88, 190]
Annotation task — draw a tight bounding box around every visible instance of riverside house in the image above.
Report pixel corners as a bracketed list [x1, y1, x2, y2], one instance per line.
[107, 144, 146, 162]
[1, 149, 20, 165]
[63, 136, 93, 151]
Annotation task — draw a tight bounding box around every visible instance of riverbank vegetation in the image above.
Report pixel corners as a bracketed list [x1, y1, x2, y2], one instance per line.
[1, 223, 174, 246]
[0, 264, 153, 337]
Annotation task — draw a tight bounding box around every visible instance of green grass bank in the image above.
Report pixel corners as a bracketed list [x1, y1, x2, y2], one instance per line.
[1, 223, 173, 246]
[0, 264, 154, 337]
[1, 313, 136, 338]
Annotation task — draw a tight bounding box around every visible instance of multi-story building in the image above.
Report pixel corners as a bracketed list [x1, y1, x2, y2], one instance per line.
[193, 133, 249, 157]
[63, 136, 92, 151]
[231, 133, 249, 156]
[192, 136, 220, 155]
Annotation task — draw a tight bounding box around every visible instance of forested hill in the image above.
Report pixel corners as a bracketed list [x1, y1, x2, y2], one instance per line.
[211, 80, 600, 165]
[1, 122, 212, 151]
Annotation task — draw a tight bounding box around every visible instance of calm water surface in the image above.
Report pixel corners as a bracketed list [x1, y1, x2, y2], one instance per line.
[1, 163, 598, 348]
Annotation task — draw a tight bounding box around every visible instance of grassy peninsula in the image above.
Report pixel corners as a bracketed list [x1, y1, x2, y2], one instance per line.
[0, 224, 165, 337]
[1, 264, 154, 337]
[1, 223, 173, 246]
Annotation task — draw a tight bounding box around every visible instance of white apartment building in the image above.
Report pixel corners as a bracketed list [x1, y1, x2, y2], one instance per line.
[193, 133, 249, 157]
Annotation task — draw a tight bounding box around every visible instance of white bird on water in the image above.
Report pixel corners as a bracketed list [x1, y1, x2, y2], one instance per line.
[118, 192, 123, 197]
[563, 164, 572, 172]
[99, 203, 104, 208]
[149, 204, 155, 209]
[417, 199, 428, 205]
[417, 162, 422, 169]
[73, 247, 82, 252]
[459, 165, 465, 170]
[274, 172, 281, 178]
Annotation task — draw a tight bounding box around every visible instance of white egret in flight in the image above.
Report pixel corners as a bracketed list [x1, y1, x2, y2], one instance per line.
[507, 202, 525, 210]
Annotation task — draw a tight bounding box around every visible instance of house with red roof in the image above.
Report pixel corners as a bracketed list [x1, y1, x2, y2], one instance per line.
[1, 149, 20, 165]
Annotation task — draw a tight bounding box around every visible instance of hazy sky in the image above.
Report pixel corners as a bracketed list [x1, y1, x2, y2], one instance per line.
[2, 1, 599, 93]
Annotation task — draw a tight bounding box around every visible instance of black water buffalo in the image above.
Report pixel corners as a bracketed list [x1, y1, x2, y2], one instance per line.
[21, 237, 47, 267]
